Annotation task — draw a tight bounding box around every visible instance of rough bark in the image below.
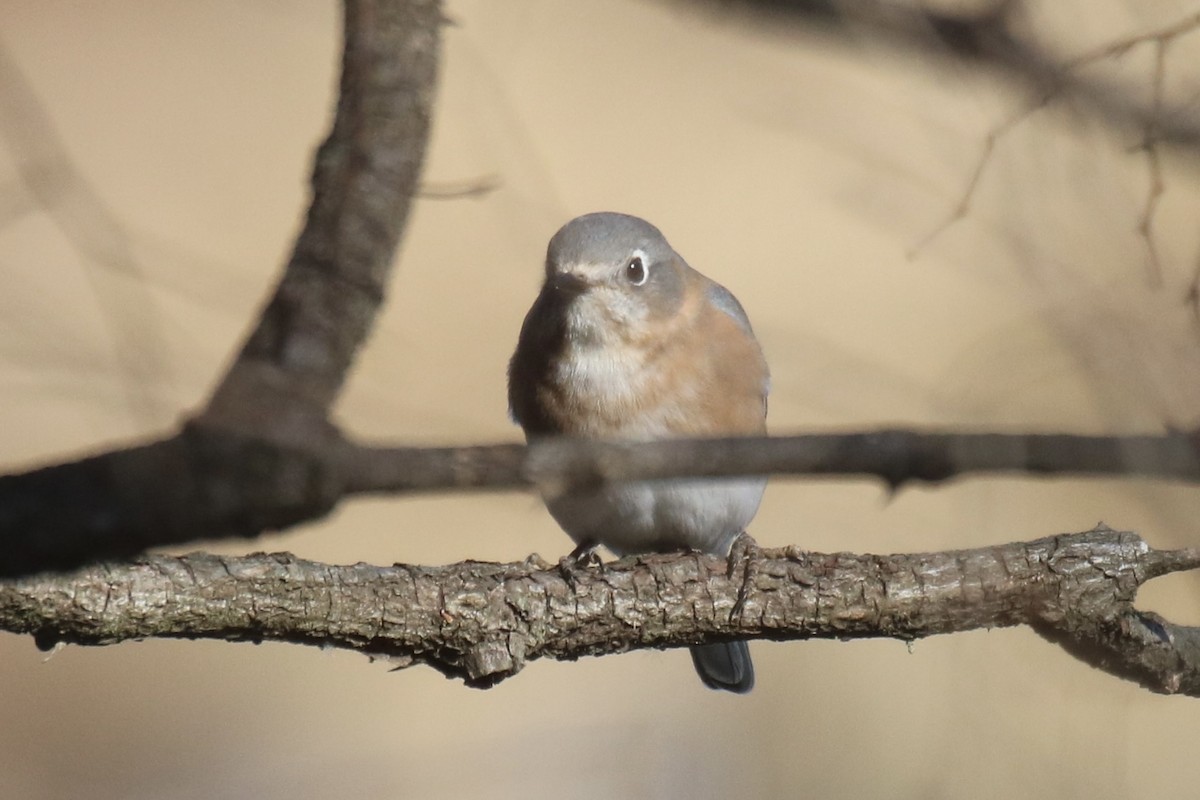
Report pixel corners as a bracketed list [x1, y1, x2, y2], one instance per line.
[4, 526, 1198, 695]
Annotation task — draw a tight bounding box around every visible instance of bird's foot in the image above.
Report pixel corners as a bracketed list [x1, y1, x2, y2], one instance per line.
[728, 531, 762, 622]
[558, 539, 602, 591]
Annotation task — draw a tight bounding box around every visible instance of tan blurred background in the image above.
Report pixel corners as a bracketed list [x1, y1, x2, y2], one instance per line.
[3, 1, 1200, 798]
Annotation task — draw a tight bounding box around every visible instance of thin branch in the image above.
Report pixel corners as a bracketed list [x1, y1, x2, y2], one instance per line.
[5, 427, 1200, 577]
[1063, 10, 1200, 67]
[4, 527, 1198, 695]
[844, 1, 1200, 148]
[908, 7, 1200, 260]
[340, 429, 1200, 495]
[1136, 39, 1167, 287]
[418, 173, 502, 199]
[906, 97, 1051, 259]
[691, 1, 1200, 149]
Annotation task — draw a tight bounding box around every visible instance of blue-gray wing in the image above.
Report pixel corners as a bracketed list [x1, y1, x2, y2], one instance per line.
[706, 281, 771, 403]
[706, 282, 754, 335]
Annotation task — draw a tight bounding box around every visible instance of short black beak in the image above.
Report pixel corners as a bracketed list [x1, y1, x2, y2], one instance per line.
[548, 271, 588, 297]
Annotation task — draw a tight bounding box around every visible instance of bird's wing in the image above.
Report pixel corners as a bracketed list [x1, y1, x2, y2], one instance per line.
[705, 281, 771, 402]
[705, 282, 753, 335]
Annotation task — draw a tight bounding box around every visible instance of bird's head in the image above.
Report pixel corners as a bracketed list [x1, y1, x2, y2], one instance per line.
[541, 212, 689, 346]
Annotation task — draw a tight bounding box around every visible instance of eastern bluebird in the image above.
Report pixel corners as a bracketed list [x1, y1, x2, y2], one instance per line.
[508, 212, 769, 693]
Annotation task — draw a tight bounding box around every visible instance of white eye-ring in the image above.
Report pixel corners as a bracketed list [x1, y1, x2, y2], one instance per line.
[625, 252, 649, 286]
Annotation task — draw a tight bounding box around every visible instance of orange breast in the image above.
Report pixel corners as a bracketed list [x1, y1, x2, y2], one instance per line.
[536, 277, 768, 439]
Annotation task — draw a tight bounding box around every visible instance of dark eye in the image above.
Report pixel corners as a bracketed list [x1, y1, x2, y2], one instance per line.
[625, 256, 648, 286]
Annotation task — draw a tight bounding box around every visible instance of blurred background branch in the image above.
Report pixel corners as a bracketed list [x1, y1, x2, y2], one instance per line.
[7, 425, 1200, 577]
[690, 2, 1200, 147]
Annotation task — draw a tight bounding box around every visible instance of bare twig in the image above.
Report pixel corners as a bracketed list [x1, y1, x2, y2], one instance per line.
[1136, 39, 1167, 287]
[906, 97, 1052, 259]
[1064, 11, 1200, 67]
[3, 526, 1198, 695]
[711, 1, 1200, 147]
[418, 173, 502, 199]
[909, 7, 1200, 260]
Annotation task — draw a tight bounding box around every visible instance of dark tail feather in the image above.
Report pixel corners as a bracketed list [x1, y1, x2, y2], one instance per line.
[690, 641, 754, 693]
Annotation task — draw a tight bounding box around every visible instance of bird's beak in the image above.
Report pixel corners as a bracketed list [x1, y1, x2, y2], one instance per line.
[548, 270, 589, 297]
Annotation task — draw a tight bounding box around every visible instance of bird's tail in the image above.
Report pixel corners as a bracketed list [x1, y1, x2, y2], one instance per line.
[690, 641, 754, 693]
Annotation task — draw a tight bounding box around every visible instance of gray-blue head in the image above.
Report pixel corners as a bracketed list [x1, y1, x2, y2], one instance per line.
[541, 212, 689, 339]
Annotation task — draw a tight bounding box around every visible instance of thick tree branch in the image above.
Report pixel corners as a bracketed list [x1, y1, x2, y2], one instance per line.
[4, 526, 1199, 695]
[205, 0, 440, 430]
[0, 0, 441, 577]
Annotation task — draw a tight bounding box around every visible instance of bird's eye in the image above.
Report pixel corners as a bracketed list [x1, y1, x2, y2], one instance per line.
[625, 256, 648, 286]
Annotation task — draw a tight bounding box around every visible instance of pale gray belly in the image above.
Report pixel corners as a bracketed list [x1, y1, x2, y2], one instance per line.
[545, 476, 767, 556]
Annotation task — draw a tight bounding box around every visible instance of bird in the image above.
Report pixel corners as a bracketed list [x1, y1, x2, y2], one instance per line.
[508, 211, 769, 693]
